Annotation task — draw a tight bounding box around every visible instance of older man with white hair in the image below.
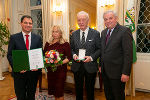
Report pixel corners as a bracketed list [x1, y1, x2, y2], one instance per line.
[70, 11, 101, 100]
[99, 10, 133, 100]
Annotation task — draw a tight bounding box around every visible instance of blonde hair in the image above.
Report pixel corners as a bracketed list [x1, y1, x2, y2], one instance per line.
[48, 25, 67, 44]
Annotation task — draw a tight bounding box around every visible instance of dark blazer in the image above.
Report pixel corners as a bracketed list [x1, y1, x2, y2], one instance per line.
[71, 28, 101, 73]
[7, 32, 42, 70]
[100, 23, 133, 79]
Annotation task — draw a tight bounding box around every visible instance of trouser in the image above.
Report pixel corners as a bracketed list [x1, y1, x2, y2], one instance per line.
[74, 64, 97, 100]
[13, 71, 39, 100]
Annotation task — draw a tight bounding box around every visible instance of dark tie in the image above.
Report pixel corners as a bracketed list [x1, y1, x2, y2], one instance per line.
[25, 35, 29, 50]
[81, 32, 85, 47]
[105, 29, 111, 44]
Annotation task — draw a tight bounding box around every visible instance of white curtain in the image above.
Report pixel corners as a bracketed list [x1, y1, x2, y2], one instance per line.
[136, 0, 141, 29]
[41, 0, 69, 43]
[41, 0, 53, 76]
[97, 0, 122, 35]
[97, 0, 105, 35]
[52, 0, 69, 41]
[41, 0, 52, 45]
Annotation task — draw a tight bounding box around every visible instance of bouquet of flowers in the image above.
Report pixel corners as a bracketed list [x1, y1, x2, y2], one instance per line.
[44, 50, 63, 72]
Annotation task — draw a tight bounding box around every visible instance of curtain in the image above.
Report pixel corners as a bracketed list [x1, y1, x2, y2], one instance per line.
[136, 0, 141, 28]
[97, 0, 116, 36]
[41, 0, 69, 43]
[41, 0, 53, 76]
[41, 0, 52, 46]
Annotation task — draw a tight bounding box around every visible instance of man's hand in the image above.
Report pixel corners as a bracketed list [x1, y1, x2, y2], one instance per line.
[84, 56, 91, 62]
[121, 74, 129, 82]
[31, 69, 38, 71]
[73, 55, 79, 61]
[20, 70, 26, 73]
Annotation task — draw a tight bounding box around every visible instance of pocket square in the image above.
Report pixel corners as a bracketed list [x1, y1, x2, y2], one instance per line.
[88, 40, 93, 41]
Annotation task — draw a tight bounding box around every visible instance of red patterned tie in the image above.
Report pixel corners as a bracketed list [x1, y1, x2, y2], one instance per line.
[25, 35, 29, 50]
[105, 29, 111, 44]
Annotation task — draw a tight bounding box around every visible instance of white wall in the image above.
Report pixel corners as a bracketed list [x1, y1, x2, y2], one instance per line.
[135, 53, 150, 91]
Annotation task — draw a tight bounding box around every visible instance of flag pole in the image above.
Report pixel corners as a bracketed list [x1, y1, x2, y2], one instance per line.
[131, 65, 133, 100]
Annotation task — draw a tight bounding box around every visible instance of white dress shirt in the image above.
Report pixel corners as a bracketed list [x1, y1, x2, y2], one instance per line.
[73, 27, 93, 61]
[107, 28, 115, 36]
[80, 27, 89, 42]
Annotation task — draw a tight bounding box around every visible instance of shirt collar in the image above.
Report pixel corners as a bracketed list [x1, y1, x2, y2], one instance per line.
[80, 27, 89, 33]
[22, 31, 31, 36]
[107, 27, 115, 34]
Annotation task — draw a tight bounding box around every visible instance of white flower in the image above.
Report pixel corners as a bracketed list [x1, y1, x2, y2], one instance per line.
[57, 56, 61, 61]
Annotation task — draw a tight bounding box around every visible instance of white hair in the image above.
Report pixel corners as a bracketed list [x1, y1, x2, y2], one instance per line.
[77, 11, 89, 19]
[103, 10, 117, 18]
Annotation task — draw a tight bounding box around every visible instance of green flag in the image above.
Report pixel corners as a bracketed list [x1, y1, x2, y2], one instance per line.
[125, 0, 137, 63]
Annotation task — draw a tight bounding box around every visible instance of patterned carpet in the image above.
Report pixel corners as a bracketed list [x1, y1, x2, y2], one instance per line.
[9, 89, 76, 100]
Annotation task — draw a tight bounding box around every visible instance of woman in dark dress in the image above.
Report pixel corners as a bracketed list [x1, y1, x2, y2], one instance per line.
[43, 25, 71, 100]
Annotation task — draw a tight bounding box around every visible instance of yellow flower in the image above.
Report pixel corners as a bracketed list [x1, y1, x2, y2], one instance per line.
[50, 54, 54, 58]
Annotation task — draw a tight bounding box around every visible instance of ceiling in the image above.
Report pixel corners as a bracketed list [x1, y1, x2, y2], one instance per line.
[82, 0, 97, 7]
[72, 0, 97, 8]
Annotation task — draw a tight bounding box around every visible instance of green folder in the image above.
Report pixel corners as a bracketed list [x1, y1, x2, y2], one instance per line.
[12, 50, 30, 72]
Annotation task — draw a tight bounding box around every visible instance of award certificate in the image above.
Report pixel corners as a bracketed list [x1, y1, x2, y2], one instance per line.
[28, 48, 44, 70]
[12, 48, 44, 72]
[78, 49, 86, 60]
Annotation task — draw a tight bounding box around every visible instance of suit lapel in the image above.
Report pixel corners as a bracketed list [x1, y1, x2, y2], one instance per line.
[19, 32, 27, 50]
[86, 28, 93, 42]
[85, 28, 93, 49]
[75, 28, 93, 48]
[30, 33, 34, 49]
[103, 29, 108, 49]
[75, 30, 81, 48]
[105, 24, 120, 49]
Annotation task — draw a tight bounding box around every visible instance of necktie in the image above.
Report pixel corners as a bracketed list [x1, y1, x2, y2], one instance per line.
[81, 32, 85, 46]
[25, 35, 29, 50]
[105, 29, 111, 44]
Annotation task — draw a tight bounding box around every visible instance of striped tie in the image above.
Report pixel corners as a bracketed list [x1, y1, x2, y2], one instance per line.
[81, 32, 85, 48]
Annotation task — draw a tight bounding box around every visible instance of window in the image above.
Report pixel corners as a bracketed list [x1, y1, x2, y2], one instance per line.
[137, 0, 150, 53]
[29, 0, 43, 38]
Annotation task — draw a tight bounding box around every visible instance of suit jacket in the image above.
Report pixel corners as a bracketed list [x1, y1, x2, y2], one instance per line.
[100, 23, 133, 79]
[7, 32, 42, 70]
[71, 28, 101, 73]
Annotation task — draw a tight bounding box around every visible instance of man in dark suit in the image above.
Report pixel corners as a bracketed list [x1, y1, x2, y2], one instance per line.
[99, 10, 133, 100]
[7, 15, 42, 100]
[71, 11, 101, 100]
